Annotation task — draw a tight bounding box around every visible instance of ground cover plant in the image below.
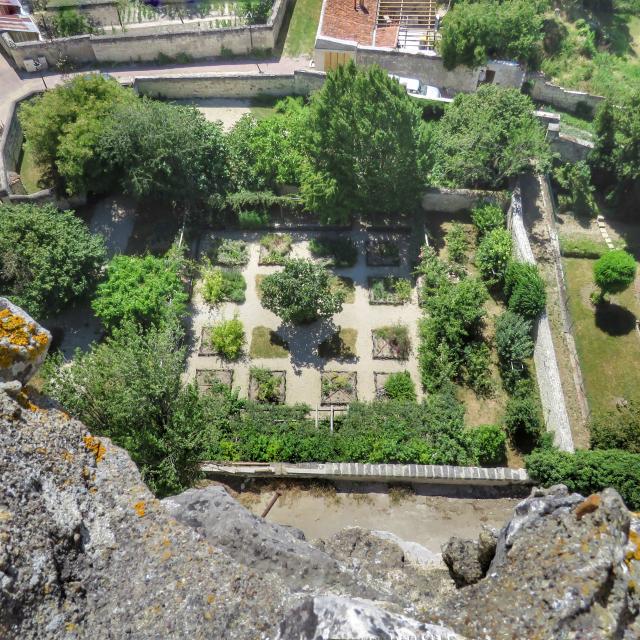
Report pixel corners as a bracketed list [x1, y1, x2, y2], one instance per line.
[249, 367, 286, 403]
[320, 371, 357, 404]
[259, 233, 293, 265]
[249, 327, 289, 358]
[201, 267, 247, 305]
[209, 238, 249, 266]
[471, 203, 505, 238]
[309, 237, 358, 267]
[208, 317, 245, 360]
[260, 259, 345, 323]
[0, 203, 106, 318]
[369, 276, 412, 304]
[330, 276, 355, 304]
[372, 325, 411, 360]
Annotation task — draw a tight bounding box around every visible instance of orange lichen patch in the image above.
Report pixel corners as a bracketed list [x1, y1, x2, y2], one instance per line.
[0, 308, 49, 368]
[134, 501, 146, 517]
[161, 549, 172, 561]
[62, 451, 74, 463]
[575, 494, 601, 520]
[83, 435, 106, 463]
[626, 530, 640, 563]
[207, 594, 216, 605]
[65, 622, 77, 632]
[15, 391, 38, 411]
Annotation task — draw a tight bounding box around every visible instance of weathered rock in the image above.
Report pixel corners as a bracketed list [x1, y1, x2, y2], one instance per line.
[433, 484, 640, 639]
[441, 537, 485, 587]
[0, 297, 51, 386]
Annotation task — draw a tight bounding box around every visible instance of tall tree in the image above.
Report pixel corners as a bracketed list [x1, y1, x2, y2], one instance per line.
[302, 61, 432, 224]
[0, 203, 106, 318]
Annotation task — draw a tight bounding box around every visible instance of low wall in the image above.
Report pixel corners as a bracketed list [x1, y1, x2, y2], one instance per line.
[133, 69, 326, 99]
[201, 461, 532, 486]
[528, 72, 604, 115]
[5, 0, 289, 68]
[421, 188, 508, 213]
[508, 182, 574, 452]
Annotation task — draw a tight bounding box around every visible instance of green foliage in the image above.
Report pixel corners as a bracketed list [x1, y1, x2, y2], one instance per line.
[43, 318, 203, 497]
[260, 259, 345, 323]
[308, 237, 358, 267]
[238, 210, 270, 229]
[209, 316, 245, 360]
[18, 75, 138, 194]
[466, 424, 507, 466]
[505, 261, 547, 320]
[302, 61, 431, 223]
[553, 161, 597, 217]
[462, 340, 495, 397]
[471, 203, 505, 238]
[383, 372, 417, 401]
[416, 245, 449, 302]
[495, 311, 534, 390]
[590, 401, 640, 453]
[0, 203, 106, 318]
[227, 98, 309, 191]
[237, 0, 272, 24]
[476, 228, 513, 286]
[593, 250, 636, 301]
[259, 233, 292, 265]
[374, 324, 412, 359]
[98, 99, 230, 212]
[209, 238, 249, 266]
[370, 276, 413, 304]
[504, 382, 544, 449]
[433, 86, 550, 189]
[560, 236, 609, 258]
[92, 249, 188, 332]
[526, 448, 640, 509]
[438, 0, 545, 69]
[201, 268, 246, 305]
[250, 367, 283, 403]
[446, 222, 468, 264]
[50, 8, 93, 36]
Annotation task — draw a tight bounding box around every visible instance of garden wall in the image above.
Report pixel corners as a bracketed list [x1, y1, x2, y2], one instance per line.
[421, 188, 508, 213]
[528, 72, 604, 115]
[4, 0, 289, 69]
[508, 182, 574, 452]
[133, 69, 326, 99]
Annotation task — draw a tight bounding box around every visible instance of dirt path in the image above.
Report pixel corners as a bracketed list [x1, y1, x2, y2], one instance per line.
[232, 480, 521, 552]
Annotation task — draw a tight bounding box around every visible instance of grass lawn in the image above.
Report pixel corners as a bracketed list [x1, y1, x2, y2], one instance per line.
[249, 96, 279, 120]
[250, 326, 290, 358]
[563, 257, 640, 416]
[331, 275, 355, 304]
[318, 328, 357, 359]
[282, 0, 323, 57]
[18, 142, 48, 193]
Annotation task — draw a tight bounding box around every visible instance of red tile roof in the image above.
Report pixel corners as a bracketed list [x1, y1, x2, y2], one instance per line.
[0, 14, 39, 32]
[320, 0, 378, 46]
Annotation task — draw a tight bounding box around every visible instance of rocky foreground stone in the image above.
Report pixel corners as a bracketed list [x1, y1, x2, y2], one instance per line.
[1, 387, 639, 639]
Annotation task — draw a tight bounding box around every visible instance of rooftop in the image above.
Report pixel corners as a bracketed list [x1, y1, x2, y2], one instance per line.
[0, 14, 39, 32]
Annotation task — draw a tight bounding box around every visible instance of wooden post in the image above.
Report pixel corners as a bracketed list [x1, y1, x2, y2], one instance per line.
[330, 405, 334, 433]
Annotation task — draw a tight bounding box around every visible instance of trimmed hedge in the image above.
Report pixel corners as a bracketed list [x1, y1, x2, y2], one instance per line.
[525, 448, 640, 509]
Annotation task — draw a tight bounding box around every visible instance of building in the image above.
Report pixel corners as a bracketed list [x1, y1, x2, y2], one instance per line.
[0, 0, 39, 43]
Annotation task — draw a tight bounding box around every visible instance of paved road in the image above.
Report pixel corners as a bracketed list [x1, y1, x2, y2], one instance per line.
[0, 49, 308, 127]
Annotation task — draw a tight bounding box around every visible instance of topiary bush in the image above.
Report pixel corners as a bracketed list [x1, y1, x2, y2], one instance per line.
[495, 310, 533, 391]
[476, 228, 513, 286]
[383, 372, 417, 401]
[471, 203, 504, 238]
[209, 317, 245, 360]
[505, 261, 546, 320]
[504, 382, 544, 450]
[593, 250, 636, 303]
[462, 340, 495, 397]
[466, 424, 507, 467]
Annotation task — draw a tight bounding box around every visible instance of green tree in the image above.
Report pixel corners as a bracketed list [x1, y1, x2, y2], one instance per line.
[593, 250, 636, 303]
[237, 0, 272, 23]
[466, 424, 507, 466]
[504, 382, 544, 449]
[553, 161, 598, 217]
[0, 203, 106, 318]
[526, 448, 640, 510]
[18, 75, 138, 195]
[209, 317, 246, 360]
[433, 86, 550, 189]
[505, 261, 547, 320]
[590, 100, 616, 189]
[438, 0, 545, 69]
[495, 310, 533, 390]
[260, 259, 345, 323]
[92, 248, 188, 332]
[50, 8, 93, 37]
[476, 228, 513, 285]
[43, 318, 204, 497]
[302, 61, 431, 223]
[98, 99, 231, 214]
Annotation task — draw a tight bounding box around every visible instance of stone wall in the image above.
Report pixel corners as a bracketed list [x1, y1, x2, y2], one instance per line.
[421, 188, 508, 213]
[5, 0, 289, 69]
[528, 72, 604, 115]
[133, 69, 326, 98]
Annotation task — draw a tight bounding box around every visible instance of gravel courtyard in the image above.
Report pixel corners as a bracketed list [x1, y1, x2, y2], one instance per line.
[185, 225, 423, 406]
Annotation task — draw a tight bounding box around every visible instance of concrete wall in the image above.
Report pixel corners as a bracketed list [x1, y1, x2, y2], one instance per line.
[528, 72, 604, 115]
[421, 188, 508, 213]
[201, 461, 532, 487]
[133, 69, 326, 99]
[5, 0, 289, 68]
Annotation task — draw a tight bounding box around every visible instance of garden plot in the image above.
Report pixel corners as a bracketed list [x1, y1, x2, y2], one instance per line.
[185, 226, 423, 405]
[196, 369, 233, 392]
[321, 371, 357, 405]
[249, 368, 286, 404]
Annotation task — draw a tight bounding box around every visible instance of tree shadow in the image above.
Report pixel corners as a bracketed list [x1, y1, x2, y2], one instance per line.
[277, 317, 340, 373]
[594, 301, 637, 336]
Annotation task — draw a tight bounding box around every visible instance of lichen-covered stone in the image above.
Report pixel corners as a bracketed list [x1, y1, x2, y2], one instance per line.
[0, 298, 51, 385]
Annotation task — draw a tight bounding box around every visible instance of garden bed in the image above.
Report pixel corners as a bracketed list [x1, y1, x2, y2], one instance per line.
[320, 371, 357, 405]
[258, 233, 293, 265]
[196, 369, 234, 392]
[373, 371, 392, 399]
[372, 325, 411, 360]
[309, 236, 358, 267]
[330, 276, 355, 304]
[368, 276, 412, 305]
[248, 368, 286, 404]
[366, 238, 401, 266]
[249, 326, 289, 358]
[208, 238, 250, 266]
[199, 326, 216, 356]
[317, 328, 357, 360]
